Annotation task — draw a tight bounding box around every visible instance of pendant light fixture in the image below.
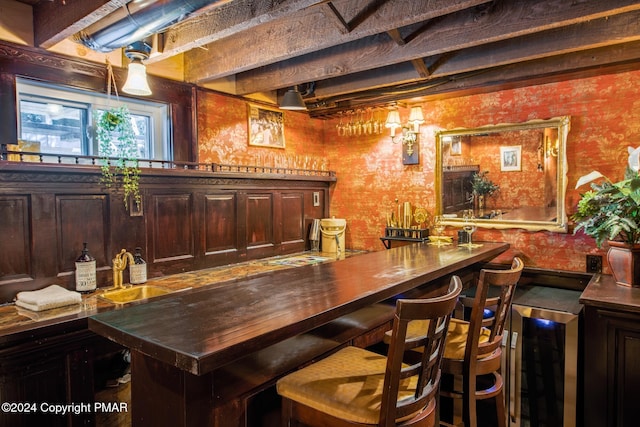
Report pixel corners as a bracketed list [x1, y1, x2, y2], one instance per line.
[122, 41, 152, 96]
[280, 86, 307, 110]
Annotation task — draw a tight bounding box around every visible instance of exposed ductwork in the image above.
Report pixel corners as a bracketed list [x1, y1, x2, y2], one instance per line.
[73, 0, 216, 53]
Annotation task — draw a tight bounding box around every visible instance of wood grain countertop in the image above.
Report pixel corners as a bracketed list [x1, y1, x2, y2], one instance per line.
[580, 273, 640, 314]
[0, 252, 357, 341]
[89, 242, 509, 375]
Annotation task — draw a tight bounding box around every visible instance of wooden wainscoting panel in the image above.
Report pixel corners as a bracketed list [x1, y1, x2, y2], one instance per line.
[281, 192, 304, 246]
[55, 194, 108, 273]
[204, 193, 238, 255]
[0, 195, 31, 281]
[246, 193, 275, 258]
[150, 193, 195, 263]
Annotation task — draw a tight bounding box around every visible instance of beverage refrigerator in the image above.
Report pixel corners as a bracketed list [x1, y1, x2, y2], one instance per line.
[503, 274, 588, 427]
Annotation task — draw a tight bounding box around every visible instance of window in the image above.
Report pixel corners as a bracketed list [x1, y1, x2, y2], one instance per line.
[16, 78, 171, 162]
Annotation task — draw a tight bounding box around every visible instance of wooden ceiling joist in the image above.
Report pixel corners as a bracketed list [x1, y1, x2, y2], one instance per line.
[233, 0, 640, 95]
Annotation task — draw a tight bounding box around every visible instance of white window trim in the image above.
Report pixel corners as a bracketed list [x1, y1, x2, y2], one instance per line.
[16, 77, 171, 161]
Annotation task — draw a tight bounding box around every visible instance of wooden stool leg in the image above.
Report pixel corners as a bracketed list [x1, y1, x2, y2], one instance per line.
[463, 377, 477, 427]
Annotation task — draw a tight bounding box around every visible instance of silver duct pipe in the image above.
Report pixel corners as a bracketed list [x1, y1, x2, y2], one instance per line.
[74, 0, 216, 53]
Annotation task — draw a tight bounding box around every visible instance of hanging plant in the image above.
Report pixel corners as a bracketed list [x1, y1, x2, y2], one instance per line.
[96, 105, 141, 210]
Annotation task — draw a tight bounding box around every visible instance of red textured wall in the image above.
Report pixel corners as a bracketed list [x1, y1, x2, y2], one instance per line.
[197, 70, 640, 273]
[196, 90, 325, 166]
[323, 70, 640, 273]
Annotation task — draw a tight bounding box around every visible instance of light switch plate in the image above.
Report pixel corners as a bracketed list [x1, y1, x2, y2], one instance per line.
[313, 192, 320, 207]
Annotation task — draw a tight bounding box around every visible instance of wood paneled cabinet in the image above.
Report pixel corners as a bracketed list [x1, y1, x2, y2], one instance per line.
[442, 166, 478, 214]
[0, 165, 333, 303]
[0, 320, 124, 427]
[581, 275, 640, 427]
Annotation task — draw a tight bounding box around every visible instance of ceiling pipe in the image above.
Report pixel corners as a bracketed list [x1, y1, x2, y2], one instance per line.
[73, 0, 216, 53]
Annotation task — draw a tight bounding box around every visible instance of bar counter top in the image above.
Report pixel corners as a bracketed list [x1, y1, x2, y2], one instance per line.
[0, 252, 358, 339]
[580, 273, 640, 314]
[89, 242, 509, 375]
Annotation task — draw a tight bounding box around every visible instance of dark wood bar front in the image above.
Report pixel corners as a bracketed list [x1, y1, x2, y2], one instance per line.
[89, 242, 509, 427]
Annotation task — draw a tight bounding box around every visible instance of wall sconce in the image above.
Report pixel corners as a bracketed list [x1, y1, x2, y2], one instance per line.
[122, 41, 152, 96]
[546, 135, 559, 157]
[385, 106, 424, 157]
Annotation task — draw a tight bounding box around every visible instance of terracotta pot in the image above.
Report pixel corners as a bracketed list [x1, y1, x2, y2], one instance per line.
[607, 241, 640, 287]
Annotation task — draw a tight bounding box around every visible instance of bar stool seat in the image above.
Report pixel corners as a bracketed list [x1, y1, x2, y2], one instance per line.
[277, 276, 463, 427]
[277, 345, 424, 424]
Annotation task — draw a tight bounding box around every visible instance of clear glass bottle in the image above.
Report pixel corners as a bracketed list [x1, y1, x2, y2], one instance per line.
[129, 247, 147, 284]
[75, 242, 97, 293]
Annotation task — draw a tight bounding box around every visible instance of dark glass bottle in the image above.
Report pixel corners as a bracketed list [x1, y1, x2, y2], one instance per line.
[129, 247, 147, 284]
[75, 242, 97, 292]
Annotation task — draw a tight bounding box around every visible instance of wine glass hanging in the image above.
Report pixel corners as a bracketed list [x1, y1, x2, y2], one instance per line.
[336, 108, 385, 137]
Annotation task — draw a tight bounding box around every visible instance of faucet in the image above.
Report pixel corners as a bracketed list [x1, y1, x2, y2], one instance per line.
[111, 249, 134, 290]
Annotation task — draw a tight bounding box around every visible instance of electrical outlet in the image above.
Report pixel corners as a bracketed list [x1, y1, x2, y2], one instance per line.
[586, 254, 602, 273]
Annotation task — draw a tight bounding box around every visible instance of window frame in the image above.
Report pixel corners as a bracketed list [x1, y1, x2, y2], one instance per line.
[16, 77, 171, 161]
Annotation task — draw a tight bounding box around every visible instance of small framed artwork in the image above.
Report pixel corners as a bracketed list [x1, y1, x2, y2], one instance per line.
[451, 138, 462, 156]
[500, 146, 522, 171]
[248, 103, 285, 148]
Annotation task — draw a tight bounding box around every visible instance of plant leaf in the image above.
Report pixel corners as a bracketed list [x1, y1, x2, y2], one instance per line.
[575, 171, 604, 189]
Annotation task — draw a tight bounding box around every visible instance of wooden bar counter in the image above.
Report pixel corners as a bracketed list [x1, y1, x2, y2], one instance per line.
[89, 242, 509, 427]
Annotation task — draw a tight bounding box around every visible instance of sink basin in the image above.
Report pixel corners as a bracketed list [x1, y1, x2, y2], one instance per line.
[99, 285, 174, 304]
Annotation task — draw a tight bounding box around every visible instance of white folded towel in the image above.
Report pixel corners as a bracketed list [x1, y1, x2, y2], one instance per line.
[15, 285, 82, 312]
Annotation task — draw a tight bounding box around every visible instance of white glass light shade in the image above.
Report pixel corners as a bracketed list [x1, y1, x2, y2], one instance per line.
[122, 60, 152, 96]
[408, 106, 424, 132]
[385, 110, 402, 137]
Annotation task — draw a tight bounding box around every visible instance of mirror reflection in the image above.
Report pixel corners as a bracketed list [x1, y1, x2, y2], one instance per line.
[435, 116, 570, 232]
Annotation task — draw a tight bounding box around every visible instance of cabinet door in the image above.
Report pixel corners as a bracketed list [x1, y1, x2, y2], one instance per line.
[584, 306, 640, 427]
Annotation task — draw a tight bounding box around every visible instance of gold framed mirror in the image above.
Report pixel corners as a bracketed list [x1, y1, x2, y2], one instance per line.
[435, 116, 570, 233]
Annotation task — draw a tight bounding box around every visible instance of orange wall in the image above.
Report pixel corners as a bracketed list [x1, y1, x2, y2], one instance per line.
[324, 70, 640, 273]
[196, 90, 325, 166]
[197, 70, 640, 273]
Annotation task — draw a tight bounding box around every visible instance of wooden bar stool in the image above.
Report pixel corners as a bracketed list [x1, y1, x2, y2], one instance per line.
[439, 257, 523, 427]
[383, 257, 523, 427]
[276, 276, 463, 427]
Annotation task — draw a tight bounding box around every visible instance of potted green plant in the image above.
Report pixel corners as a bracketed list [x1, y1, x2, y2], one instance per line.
[573, 146, 640, 286]
[96, 105, 141, 210]
[470, 171, 499, 211]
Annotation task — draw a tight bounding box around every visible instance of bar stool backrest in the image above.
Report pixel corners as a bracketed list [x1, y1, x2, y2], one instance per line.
[381, 275, 462, 425]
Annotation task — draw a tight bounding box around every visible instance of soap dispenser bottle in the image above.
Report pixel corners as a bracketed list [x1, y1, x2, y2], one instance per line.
[75, 242, 97, 293]
[129, 247, 147, 284]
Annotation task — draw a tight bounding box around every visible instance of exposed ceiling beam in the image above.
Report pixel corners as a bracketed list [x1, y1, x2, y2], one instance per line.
[306, 40, 640, 116]
[234, 0, 640, 94]
[323, 1, 351, 33]
[148, 0, 327, 64]
[33, 0, 129, 49]
[305, 10, 640, 102]
[184, 0, 493, 83]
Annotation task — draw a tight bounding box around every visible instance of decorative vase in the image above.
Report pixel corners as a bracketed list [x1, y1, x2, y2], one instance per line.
[607, 241, 640, 287]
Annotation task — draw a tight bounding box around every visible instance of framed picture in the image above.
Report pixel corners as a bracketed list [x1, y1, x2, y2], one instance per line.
[500, 146, 521, 171]
[451, 138, 462, 156]
[248, 103, 285, 148]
